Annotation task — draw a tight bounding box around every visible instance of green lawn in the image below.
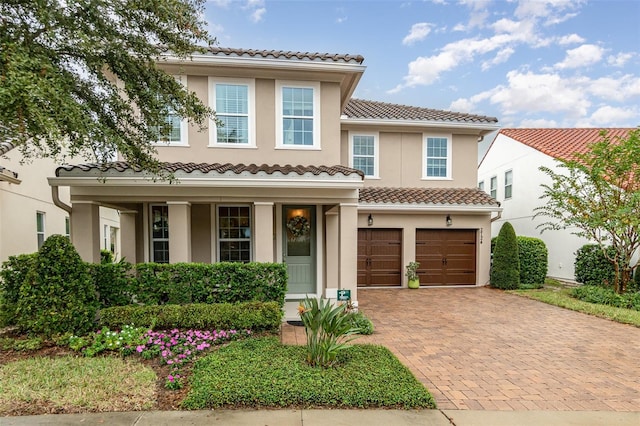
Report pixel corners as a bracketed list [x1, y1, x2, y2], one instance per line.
[0, 356, 156, 415]
[182, 337, 436, 409]
[510, 287, 640, 327]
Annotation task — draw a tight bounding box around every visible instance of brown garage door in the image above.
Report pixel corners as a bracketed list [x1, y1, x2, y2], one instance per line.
[416, 229, 476, 286]
[358, 228, 402, 287]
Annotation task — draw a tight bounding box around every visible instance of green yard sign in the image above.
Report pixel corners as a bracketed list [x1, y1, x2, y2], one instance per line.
[337, 289, 351, 301]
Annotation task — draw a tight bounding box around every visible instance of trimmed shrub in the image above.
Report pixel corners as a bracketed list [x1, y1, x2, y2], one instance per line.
[491, 222, 520, 290]
[0, 253, 37, 327]
[98, 301, 282, 332]
[89, 260, 136, 308]
[574, 244, 617, 287]
[517, 236, 548, 285]
[349, 311, 374, 335]
[16, 235, 98, 337]
[100, 249, 114, 264]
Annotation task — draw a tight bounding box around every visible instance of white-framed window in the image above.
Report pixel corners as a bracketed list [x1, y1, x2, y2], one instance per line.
[504, 170, 513, 199]
[65, 217, 70, 238]
[218, 206, 252, 263]
[153, 75, 188, 146]
[209, 77, 255, 147]
[478, 181, 485, 191]
[276, 81, 320, 149]
[349, 132, 379, 178]
[36, 211, 45, 249]
[150, 205, 169, 263]
[103, 225, 119, 255]
[423, 135, 452, 179]
[490, 176, 497, 199]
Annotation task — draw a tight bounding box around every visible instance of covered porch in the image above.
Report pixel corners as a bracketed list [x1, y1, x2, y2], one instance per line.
[49, 162, 364, 318]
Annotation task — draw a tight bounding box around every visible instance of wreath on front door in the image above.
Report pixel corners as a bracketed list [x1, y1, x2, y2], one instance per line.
[287, 215, 310, 238]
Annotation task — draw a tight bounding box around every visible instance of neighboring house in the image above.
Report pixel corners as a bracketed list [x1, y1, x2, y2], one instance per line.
[478, 128, 636, 281]
[47, 48, 501, 318]
[0, 142, 120, 264]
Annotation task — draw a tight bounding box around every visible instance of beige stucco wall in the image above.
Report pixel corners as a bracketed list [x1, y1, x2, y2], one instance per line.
[0, 153, 120, 263]
[152, 75, 343, 167]
[340, 129, 480, 188]
[357, 211, 492, 286]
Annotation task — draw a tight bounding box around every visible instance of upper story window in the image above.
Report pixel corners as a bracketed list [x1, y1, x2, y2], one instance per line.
[154, 75, 188, 146]
[423, 135, 452, 179]
[504, 170, 513, 199]
[210, 78, 255, 147]
[490, 176, 497, 199]
[350, 132, 379, 178]
[478, 181, 485, 191]
[36, 211, 45, 249]
[276, 81, 320, 149]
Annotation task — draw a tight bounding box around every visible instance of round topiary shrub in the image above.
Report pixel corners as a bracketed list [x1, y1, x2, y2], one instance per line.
[16, 235, 98, 337]
[574, 244, 617, 287]
[491, 222, 520, 290]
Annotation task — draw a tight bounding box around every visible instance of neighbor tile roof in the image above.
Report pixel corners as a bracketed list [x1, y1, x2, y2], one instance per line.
[499, 128, 636, 162]
[56, 162, 364, 179]
[344, 99, 499, 124]
[207, 47, 365, 64]
[359, 187, 499, 207]
[0, 142, 16, 156]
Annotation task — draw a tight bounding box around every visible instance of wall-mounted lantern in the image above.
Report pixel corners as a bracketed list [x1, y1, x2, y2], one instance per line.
[368, 214, 374, 226]
[446, 215, 452, 227]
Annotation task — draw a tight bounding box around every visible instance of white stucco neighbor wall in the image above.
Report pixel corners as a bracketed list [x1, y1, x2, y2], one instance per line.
[478, 134, 591, 281]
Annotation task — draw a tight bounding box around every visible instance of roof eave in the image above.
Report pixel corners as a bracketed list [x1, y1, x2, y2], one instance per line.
[341, 117, 500, 133]
[0, 169, 21, 184]
[359, 203, 502, 213]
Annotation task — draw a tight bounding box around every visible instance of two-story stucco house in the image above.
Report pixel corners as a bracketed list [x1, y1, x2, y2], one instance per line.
[47, 48, 500, 317]
[478, 128, 636, 281]
[0, 142, 120, 264]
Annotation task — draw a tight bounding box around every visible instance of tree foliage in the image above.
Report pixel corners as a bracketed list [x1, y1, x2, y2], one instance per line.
[0, 0, 215, 174]
[535, 129, 640, 293]
[491, 222, 520, 290]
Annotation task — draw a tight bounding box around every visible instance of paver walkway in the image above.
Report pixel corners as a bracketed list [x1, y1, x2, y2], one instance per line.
[281, 287, 640, 411]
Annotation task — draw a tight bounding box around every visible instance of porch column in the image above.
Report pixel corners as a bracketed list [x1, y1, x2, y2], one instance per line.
[71, 202, 100, 263]
[167, 202, 191, 263]
[119, 210, 138, 264]
[254, 202, 274, 262]
[325, 208, 339, 289]
[339, 203, 358, 300]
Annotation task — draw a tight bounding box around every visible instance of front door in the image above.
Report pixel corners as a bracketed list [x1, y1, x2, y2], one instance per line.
[283, 206, 316, 295]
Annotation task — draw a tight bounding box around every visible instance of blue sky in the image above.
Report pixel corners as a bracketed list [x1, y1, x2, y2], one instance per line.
[204, 0, 640, 128]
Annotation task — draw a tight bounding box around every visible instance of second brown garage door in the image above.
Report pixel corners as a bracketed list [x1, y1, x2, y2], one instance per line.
[358, 228, 402, 287]
[416, 229, 477, 286]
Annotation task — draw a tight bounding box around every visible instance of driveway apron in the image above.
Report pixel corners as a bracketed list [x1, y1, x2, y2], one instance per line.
[281, 287, 640, 411]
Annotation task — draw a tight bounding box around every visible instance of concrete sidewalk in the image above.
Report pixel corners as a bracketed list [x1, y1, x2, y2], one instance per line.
[3, 409, 640, 426]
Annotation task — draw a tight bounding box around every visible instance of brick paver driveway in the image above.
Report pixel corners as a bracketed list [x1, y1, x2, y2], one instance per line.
[282, 287, 640, 411]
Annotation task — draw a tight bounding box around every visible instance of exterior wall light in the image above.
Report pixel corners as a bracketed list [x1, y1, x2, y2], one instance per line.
[368, 214, 373, 226]
[446, 215, 452, 227]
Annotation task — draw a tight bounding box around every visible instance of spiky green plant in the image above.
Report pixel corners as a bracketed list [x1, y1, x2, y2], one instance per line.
[298, 297, 359, 368]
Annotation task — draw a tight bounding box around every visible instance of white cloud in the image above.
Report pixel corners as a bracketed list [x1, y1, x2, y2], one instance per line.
[557, 33, 585, 45]
[250, 7, 266, 22]
[584, 74, 640, 102]
[402, 23, 434, 45]
[607, 52, 634, 67]
[208, 0, 231, 7]
[239, 0, 265, 23]
[588, 105, 639, 126]
[519, 118, 559, 127]
[481, 47, 515, 70]
[554, 44, 605, 69]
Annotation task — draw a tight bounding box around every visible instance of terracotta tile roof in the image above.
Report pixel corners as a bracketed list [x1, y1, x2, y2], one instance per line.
[56, 162, 365, 179]
[344, 99, 499, 124]
[499, 128, 637, 162]
[207, 47, 365, 64]
[0, 142, 16, 156]
[359, 187, 499, 207]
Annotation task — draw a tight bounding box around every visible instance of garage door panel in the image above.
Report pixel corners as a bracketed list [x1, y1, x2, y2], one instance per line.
[358, 228, 402, 287]
[416, 229, 476, 286]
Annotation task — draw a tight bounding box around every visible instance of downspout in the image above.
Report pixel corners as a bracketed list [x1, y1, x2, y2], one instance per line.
[51, 185, 72, 213]
[490, 201, 502, 223]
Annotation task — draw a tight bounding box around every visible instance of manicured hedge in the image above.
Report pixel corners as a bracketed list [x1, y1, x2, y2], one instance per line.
[574, 244, 617, 287]
[491, 222, 520, 290]
[0, 253, 37, 327]
[517, 237, 548, 285]
[98, 301, 282, 332]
